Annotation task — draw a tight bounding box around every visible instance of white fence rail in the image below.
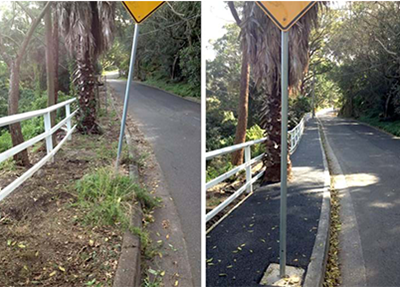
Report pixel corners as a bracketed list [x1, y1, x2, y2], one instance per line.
[206, 112, 311, 222]
[0, 98, 78, 202]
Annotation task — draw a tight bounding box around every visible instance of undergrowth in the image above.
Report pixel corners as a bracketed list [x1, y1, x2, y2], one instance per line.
[358, 116, 400, 137]
[143, 78, 200, 99]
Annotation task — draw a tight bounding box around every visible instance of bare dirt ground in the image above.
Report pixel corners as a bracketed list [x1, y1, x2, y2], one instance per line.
[0, 88, 130, 287]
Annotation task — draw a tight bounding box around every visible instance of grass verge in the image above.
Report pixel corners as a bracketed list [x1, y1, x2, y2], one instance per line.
[358, 116, 400, 137]
[142, 78, 200, 99]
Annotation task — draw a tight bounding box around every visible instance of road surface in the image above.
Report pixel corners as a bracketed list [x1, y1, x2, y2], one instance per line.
[107, 75, 201, 286]
[320, 112, 400, 286]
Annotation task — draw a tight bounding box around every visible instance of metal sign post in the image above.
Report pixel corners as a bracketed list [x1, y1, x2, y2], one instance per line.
[280, 30, 289, 278]
[256, 1, 317, 279]
[115, 1, 165, 171]
[115, 23, 140, 171]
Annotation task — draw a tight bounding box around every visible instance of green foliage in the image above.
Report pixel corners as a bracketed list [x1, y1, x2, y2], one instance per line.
[358, 116, 400, 137]
[102, 2, 200, 97]
[0, 61, 8, 117]
[322, 2, 400, 123]
[0, 131, 11, 154]
[246, 124, 264, 157]
[206, 124, 264, 182]
[288, 95, 311, 128]
[0, 89, 74, 153]
[179, 44, 201, 93]
[144, 78, 199, 99]
[206, 159, 234, 183]
[206, 97, 237, 152]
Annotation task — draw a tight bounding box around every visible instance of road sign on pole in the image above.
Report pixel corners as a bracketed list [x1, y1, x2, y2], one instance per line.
[122, 1, 165, 24]
[256, 1, 316, 32]
[115, 1, 165, 172]
[256, 1, 316, 279]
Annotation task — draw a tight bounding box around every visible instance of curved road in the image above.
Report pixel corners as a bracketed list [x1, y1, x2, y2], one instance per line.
[320, 112, 400, 287]
[107, 76, 201, 286]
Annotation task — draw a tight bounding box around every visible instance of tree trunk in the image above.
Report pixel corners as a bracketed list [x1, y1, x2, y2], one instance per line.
[8, 63, 30, 166]
[75, 52, 99, 134]
[52, 7, 59, 102]
[260, 74, 292, 183]
[45, 7, 56, 145]
[5, 2, 50, 167]
[231, 42, 250, 166]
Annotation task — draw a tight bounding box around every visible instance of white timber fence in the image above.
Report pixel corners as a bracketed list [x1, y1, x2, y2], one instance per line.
[0, 98, 78, 202]
[206, 112, 311, 222]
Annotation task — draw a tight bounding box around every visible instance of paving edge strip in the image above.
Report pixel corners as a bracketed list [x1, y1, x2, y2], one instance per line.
[303, 119, 331, 287]
[108, 87, 142, 287]
[316, 116, 367, 287]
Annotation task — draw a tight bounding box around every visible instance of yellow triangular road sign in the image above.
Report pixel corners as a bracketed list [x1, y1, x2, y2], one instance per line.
[122, 1, 165, 24]
[256, 1, 316, 32]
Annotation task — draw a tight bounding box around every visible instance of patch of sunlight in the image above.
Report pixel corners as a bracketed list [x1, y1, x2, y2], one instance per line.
[345, 173, 380, 188]
[369, 201, 395, 209]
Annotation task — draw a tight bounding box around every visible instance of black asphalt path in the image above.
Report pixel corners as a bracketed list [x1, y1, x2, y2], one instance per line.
[107, 75, 201, 286]
[206, 119, 325, 286]
[320, 112, 400, 287]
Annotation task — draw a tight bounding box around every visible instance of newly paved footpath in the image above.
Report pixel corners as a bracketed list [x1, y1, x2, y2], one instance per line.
[320, 112, 400, 287]
[206, 119, 325, 286]
[107, 75, 201, 286]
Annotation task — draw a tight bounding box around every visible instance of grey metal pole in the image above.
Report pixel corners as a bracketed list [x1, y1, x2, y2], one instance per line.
[280, 30, 289, 278]
[115, 23, 140, 172]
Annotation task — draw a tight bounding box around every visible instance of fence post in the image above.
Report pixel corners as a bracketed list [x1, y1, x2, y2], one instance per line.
[43, 112, 54, 162]
[245, 146, 253, 193]
[65, 104, 72, 140]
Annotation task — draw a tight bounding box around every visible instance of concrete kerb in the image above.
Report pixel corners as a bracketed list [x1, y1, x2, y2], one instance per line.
[303, 119, 331, 287]
[108, 86, 143, 287]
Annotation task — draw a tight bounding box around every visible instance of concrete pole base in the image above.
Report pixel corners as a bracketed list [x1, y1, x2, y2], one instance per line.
[260, 263, 305, 286]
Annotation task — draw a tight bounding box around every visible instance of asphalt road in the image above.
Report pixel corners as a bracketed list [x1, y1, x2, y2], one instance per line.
[320, 112, 400, 287]
[107, 76, 201, 286]
[206, 120, 325, 286]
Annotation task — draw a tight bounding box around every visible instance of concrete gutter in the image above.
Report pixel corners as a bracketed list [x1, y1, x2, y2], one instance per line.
[303, 119, 331, 287]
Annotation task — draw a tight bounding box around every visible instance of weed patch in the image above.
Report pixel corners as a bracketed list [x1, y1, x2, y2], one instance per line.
[75, 167, 158, 229]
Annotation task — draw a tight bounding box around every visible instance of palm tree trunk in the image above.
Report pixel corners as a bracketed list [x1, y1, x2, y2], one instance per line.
[260, 75, 292, 183]
[231, 41, 250, 166]
[75, 52, 99, 134]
